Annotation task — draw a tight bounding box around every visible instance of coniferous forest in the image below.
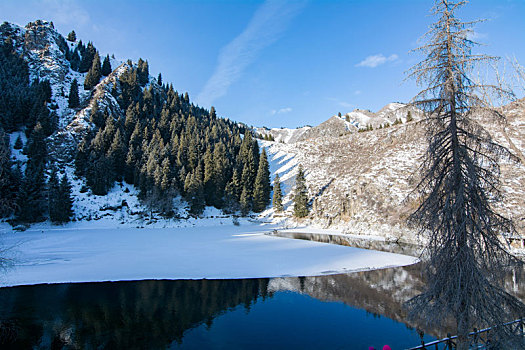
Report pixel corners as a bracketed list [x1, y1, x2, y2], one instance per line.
[0, 22, 272, 223]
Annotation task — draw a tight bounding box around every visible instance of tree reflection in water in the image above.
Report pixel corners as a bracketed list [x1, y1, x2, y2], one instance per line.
[0, 264, 524, 348]
[0, 279, 269, 349]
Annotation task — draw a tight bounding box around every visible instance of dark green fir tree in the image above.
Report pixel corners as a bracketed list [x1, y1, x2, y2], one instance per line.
[13, 135, 23, 150]
[137, 58, 149, 86]
[57, 174, 74, 223]
[68, 78, 80, 108]
[240, 186, 251, 216]
[84, 52, 102, 90]
[16, 162, 46, 223]
[67, 30, 76, 42]
[252, 148, 270, 212]
[69, 49, 80, 71]
[79, 42, 96, 73]
[293, 165, 308, 218]
[0, 128, 18, 217]
[224, 168, 241, 213]
[101, 54, 112, 76]
[48, 168, 60, 222]
[187, 167, 205, 215]
[272, 174, 283, 212]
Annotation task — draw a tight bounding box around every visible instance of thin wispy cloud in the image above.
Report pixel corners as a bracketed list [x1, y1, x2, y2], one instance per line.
[197, 0, 306, 107]
[327, 97, 354, 110]
[271, 107, 292, 115]
[356, 54, 399, 68]
[338, 101, 353, 109]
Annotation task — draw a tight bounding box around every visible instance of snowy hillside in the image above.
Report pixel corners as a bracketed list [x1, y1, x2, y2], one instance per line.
[258, 103, 424, 144]
[256, 125, 311, 143]
[0, 20, 218, 225]
[3, 20, 525, 248]
[258, 98, 525, 247]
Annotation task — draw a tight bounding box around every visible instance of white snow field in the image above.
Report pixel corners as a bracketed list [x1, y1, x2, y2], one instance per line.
[0, 222, 418, 287]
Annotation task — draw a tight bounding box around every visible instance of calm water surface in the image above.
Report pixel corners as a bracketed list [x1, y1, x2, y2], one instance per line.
[0, 265, 439, 350]
[1, 245, 524, 349]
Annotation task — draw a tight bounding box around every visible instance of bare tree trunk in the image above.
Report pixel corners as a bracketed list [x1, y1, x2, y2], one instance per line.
[404, 1, 525, 347]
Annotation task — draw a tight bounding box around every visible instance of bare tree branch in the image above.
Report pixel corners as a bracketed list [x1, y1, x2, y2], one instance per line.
[404, 1, 525, 349]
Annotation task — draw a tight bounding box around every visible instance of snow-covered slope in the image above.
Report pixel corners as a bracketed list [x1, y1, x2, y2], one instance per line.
[256, 126, 311, 143]
[0, 222, 417, 287]
[258, 103, 424, 144]
[259, 98, 525, 247]
[1, 21, 174, 223]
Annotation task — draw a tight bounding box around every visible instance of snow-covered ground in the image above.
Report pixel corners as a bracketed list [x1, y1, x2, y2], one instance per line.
[0, 222, 418, 287]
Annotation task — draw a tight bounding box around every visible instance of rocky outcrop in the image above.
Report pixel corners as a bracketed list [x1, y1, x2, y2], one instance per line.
[23, 20, 70, 85]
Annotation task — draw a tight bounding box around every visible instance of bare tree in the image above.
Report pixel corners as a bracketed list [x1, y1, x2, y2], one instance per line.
[405, 1, 525, 348]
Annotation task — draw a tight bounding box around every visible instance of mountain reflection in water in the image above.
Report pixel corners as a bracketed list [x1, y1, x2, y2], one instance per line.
[1, 263, 524, 349]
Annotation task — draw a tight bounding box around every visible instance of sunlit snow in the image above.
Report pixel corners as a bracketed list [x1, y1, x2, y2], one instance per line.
[0, 222, 417, 287]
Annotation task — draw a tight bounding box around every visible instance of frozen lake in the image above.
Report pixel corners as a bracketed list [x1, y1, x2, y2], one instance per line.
[0, 223, 417, 287]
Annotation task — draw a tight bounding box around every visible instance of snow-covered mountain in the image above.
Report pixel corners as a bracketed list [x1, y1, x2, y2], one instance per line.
[1, 20, 188, 224]
[3, 20, 525, 247]
[1, 21, 136, 161]
[257, 103, 424, 144]
[258, 98, 525, 247]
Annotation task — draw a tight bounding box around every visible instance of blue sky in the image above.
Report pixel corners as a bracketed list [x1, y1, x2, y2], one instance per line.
[2, 0, 524, 128]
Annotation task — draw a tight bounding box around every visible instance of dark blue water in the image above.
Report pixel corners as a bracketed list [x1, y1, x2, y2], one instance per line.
[171, 291, 433, 350]
[0, 265, 446, 349]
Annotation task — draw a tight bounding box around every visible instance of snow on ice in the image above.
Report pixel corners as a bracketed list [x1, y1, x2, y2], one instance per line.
[0, 222, 418, 287]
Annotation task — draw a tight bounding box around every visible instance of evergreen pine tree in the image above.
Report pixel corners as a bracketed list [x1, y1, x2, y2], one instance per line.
[13, 135, 23, 150]
[68, 78, 80, 108]
[272, 174, 283, 212]
[48, 168, 60, 222]
[67, 30, 76, 42]
[240, 186, 251, 216]
[0, 129, 18, 217]
[293, 165, 308, 218]
[26, 123, 47, 168]
[84, 52, 102, 90]
[187, 167, 205, 215]
[160, 157, 171, 191]
[86, 154, 113, 195]
[70, 49, 80, 71]
[212, 142, 228, 206]
[57, 174, 74, 223]
[101, 54, 112, 76]
[252, 149, 270, 212]
[107, 128, 126, 181]
[224, 168, 241, 212]
[137, 58, 149, 86]
[203, 148, 216, 206]
[79, 42, 96, 73]
[239, 133, 257, 210]
[157, 72, 162, 86]
[16, 160, 46, 223]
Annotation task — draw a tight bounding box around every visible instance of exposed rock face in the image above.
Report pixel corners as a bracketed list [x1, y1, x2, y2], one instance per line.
[23, 20, 70, 84]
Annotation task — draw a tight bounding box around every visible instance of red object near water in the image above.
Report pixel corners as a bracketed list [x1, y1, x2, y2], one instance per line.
[382, 346, 392, 350]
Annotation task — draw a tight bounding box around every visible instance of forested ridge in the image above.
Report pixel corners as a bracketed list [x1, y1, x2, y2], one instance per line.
[0, 20, 271, 223]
